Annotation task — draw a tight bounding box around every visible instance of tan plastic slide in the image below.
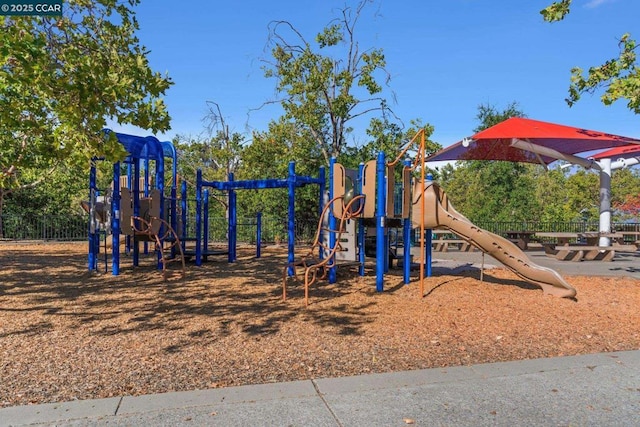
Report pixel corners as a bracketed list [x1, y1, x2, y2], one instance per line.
[412, 181, 576, 298]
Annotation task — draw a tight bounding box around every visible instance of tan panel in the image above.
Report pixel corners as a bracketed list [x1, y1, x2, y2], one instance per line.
[120, 187, 134, 236]
[362, 160, 377, 218]
[332, 162, 345, 219]
[386, 165, 395, 217]
[402, 166, 412, 219]
[119, 176, 147, 191]
[148, 189, 162, 235]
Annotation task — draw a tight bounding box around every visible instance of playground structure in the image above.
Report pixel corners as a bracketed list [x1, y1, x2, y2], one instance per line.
[85, 128, 577, 303]
[283, 129, 577, 305]
[412, 181, 576, 298]
[191, 162, 325, 268]
[283, 150, 415, 306]
[283, 193, 365, 305]
[85, 131, 185, 278]
[86, 133, 326, 278]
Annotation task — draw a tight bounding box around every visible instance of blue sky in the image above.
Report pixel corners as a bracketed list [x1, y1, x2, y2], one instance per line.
[111, 0, 640, 149]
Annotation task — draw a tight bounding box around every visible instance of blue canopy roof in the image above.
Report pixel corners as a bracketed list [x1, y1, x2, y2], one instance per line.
[103, 130, 164, 161]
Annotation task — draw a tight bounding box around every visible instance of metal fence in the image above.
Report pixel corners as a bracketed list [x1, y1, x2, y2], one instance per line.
[474, 220, 640, 243]
[0, 213, 87, 241]
[2, 213, 637, 244]
[474, 220, 640, 235]
[0, 213, 318, 244]
[183, 214, 318, 245]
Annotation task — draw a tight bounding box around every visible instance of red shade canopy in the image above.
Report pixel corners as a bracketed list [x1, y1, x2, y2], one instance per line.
[427, 118, 640, 166]
[591, 144, 640, 161]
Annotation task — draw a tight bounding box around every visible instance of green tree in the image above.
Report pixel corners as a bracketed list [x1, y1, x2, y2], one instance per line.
[262, 0, 395, 166]
[447, 161, 540, 224]
[533, 166, 571, 222]
[564, 170, 599, 221]
[433, 162, 456, 188]
[200, 101, 246, 179]
[0, 0, 172, 234]
[611, 167, 640, 222]
[541, 1, 639, 113]
[238, 119, 324, 226]
[172, 102, 247, 216]
[339, 119, 440, 173]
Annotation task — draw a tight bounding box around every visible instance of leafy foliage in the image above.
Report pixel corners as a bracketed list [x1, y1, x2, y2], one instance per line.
[563, 169, 600, 220]
[541, 1, 639, 114]
[611, 168, 640, 221]
[262, 0, 394, 165]
[567, 34, 640, 113]
[0, 0, 173, 172]
[443, 103, 533, 222]
[237, 120, 323, 224]
[540, 0, 572, 22]
[0, 0, 173, 235]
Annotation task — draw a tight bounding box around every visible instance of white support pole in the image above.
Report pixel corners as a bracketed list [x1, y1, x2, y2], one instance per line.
[598, 158, 612, 247]
[610, 157, 640, 171]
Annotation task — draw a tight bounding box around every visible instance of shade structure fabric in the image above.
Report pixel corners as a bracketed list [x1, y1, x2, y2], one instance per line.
[591, 144, 640, 161]
[427, 118, 640, 165]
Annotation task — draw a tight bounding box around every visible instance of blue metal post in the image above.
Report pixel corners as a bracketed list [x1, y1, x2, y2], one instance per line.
[256, 212, 262, 258]
[228, 172, 237, 263]
[358, 162, 366, 276]
[318, 165, 326, 261]
[112, 162, 121, 275]
[403, 159, 412, 284]
[195, 169, 202, 266]
[287, 161, 296, 276]
[143, 158, 150, 255]
[181, 180, 187, 254]
[88, 162, 98, 271]
[170, 183, 177, 259]
[125, 162, 132, 255]
[143, 159, 150, 196]
[132, 160, 141, 266]
[375, 152, 386, 292]
[328, 158, 337, 283]
[203, 189, 210, 262]
[383, 166, 391, 274]
[155, 157, 165, 268]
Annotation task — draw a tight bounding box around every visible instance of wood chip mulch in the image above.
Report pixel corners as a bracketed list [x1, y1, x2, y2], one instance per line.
[1, 242, 638, 408]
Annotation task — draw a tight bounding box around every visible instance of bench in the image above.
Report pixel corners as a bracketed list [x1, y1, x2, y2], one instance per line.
[542, 242, 561, 257]
[555, 246, 612, 261]
[546, 245, 589, 261]
[555, 245, 637, 261]
[543, 243, 615, 262]
[503, 231, 536, 251]
[612, 243, 639, 252]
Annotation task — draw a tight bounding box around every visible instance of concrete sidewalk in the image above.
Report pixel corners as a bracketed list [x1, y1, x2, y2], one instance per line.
[1, 350, 639, 426]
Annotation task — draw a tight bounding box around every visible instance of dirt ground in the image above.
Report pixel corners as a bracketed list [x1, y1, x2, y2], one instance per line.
[1, 241, 639, 408]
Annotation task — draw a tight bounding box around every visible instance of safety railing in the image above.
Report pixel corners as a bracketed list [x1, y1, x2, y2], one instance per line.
[0, 213, 318, 244]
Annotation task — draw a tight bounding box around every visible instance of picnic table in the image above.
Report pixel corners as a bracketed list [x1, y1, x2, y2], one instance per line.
[616, 231, 640, 245]
[430, 230, 475, 252]
[503, 230, 536, 250]
[536, 231, 638, 262]
[535, 232, 579, 246]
